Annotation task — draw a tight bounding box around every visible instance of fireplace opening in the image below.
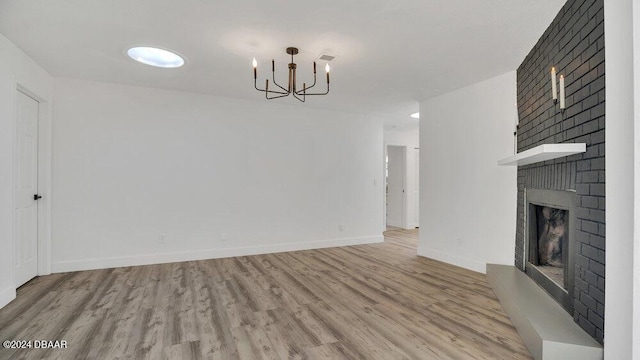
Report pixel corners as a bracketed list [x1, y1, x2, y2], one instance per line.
[530, 205, 568, 289]
[524, 189, 576, 314]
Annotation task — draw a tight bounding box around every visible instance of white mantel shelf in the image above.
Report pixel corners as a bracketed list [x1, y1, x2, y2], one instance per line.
[498, 143, 586, 166]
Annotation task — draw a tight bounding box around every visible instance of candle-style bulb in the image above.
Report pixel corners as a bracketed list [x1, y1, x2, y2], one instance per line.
[551, 67, 557, 101]
[325, 64, 330, 84]
[253, 58, 257, 79]
[559, 75, 565, 110]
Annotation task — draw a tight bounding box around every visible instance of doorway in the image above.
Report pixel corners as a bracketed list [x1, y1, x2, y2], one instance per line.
[13, 89, 40, 287]
[386, 145, 406, 229]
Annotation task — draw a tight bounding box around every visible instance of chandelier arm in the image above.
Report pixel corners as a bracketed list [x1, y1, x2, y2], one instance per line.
[266, 92, 291, 100]
[291, 91, 305, 103]
[294, 83, 316, 95]
[298, 83, 329, 95]
[265, 89, 289, 95]
[255, 80, 288, 94]
[254, 78, 265, 91]
[269, 58, 289, 92]
[294, 72, 317, 95]
[295, 83, 329, 96]
[271, 71, 289, 93]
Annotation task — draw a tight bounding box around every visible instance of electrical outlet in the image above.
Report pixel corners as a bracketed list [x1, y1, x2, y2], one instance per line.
[159, 234, 167, 245]
[456, 238, 463, 247]
[338, 225, 344, 232]
[220, 232, 227, 242]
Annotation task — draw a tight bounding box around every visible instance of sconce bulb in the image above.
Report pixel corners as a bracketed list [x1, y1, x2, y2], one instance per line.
[325, 64, 330, 73]
[252, 58, 257, 68]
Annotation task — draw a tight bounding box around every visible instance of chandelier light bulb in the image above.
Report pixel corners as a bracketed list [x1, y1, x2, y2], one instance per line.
[252, 57, 258, 79]
[325, 64, 330, 73]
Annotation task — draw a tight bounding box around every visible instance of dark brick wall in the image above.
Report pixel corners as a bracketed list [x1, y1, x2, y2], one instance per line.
[515, 0, 605, 343]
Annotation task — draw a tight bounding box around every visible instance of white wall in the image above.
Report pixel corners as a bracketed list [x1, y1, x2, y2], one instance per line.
[0, 34, 53, 308]
[384, 128, 420, 229]
[418, 71, 518, 273]
[603, 0, 640, 358]
[51, 78, 384, 272]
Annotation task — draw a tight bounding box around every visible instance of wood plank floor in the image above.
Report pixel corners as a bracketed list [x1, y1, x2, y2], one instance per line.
[0, 229, 531, 360]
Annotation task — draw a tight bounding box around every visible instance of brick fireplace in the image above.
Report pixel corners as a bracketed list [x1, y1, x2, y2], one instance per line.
[515, 0, 605, 344]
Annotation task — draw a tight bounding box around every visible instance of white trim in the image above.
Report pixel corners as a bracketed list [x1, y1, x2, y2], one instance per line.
[6, 75, 16, 298]
[36, 92, 52, 276]
[52, 235, 384, 273]
[604, 0, 638, 356]
[381, 142, 387, 233]
[417, 246, 486, 274]
[0, 286, 16, 309]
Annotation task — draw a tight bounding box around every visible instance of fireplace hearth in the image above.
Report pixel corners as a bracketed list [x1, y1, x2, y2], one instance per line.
[524, 189, 576, 314]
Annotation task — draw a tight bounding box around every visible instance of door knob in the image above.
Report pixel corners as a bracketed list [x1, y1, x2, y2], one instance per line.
[33, 194, 42, 200]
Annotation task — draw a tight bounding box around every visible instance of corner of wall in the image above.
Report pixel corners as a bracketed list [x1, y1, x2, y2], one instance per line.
[0, 286, 16, 309]
[418, 71, 518, 277]
[417, 246, 486, 274]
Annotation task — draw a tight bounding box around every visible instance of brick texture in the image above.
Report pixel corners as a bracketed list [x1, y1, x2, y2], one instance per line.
[515, 0, 605, 344]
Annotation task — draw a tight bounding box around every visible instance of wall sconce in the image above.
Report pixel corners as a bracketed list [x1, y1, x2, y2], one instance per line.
[550, 66, 565, 112]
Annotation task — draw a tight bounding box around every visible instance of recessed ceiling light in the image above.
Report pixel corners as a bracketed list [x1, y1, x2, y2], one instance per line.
[410, 112, 420, 119]
[127, 47, 185, 68]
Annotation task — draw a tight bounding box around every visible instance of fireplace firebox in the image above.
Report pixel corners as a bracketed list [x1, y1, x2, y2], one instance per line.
[524, 189, 576, 314]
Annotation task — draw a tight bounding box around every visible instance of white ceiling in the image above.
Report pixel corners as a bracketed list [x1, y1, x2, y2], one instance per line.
[0, 0, 564, 129]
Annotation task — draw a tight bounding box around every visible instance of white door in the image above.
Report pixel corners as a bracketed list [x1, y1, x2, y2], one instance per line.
[386, 146, 406, 228]
[413, 148, 419, 227]
[14, 90, 39, 287]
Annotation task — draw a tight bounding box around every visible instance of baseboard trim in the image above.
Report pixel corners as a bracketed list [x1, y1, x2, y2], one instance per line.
[52, 235, 384, 273]
[0, 286, 16, 310]
[417, 246, 486, 274]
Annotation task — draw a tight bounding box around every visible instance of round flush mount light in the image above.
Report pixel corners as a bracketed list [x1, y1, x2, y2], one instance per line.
[410, 112, 420, 119]
[127, 46, 185, 68]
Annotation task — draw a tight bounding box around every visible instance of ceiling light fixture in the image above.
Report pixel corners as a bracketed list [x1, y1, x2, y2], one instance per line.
[410, 112, 420, 119]
[127, 47, 184, 68]
[253, 47, 330, 102]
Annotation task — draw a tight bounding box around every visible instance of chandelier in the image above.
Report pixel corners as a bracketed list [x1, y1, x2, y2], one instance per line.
[252, 47, 330, 102]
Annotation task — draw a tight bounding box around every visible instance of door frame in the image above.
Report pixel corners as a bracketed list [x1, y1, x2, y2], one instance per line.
[12, 82, 52, 284]
[385, 144, 408, 229]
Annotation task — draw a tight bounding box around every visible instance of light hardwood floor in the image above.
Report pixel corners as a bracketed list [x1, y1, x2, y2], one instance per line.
[0, 229, 531, 360]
